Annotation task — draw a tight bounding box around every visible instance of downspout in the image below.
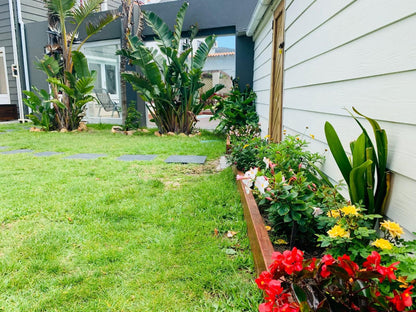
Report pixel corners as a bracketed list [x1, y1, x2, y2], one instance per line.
[16, 0, 30, 94]
[246, 0, 272, 37]
[8, 0, 25, 120]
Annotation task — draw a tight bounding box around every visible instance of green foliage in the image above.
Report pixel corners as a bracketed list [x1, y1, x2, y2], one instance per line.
[123, 105, 142, 130]
[324, 108, 389, 215]
[316, 205, 381, 261]
[210, 80, 259, 134]
[22, 87, 57, 131]
[24, 0, 118, 131]
[119, 2, 224, 134]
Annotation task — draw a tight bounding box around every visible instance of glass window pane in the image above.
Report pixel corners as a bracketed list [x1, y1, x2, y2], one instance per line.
[89, 63, 102, 90]
[105, 64, 116, 94]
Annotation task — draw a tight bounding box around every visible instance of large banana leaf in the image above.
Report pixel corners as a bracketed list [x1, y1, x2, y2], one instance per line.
[192, 35, 216, 71]
[173, 2, 188, 50]
[143, 11, 174, 49]
[72, 51, 90, 78]
[350, 160, 373, 205]
[324, 121, 352, 185]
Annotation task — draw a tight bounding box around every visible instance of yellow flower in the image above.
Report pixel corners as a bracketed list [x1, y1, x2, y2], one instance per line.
[341, 205, 360, 216]
[243, 144, 249, 149]
[275, 239, 288, 245]
[380, 220, 404, 239]
[327, 209, 340, 218]
[310, 134, 315, 139]
[327, 225, 350, 238]
[372, 238, 393, 250]
[264, 135, 270, 139]
[265, 225, 271, 231]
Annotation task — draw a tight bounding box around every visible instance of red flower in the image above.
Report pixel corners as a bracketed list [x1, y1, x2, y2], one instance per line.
[387, 286, 413, 311]
[269, 248, 304, 275]
[337, 254, 359, 277]
[256, 271, 273, 290]
[304, 258, 317, 272]
[363, 251, 381, 270]
[377, 261, 399, 282]
[320, 254, 335, 278]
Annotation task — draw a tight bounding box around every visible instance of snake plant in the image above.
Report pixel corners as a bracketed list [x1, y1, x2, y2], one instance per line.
[324, 108, 389, 215]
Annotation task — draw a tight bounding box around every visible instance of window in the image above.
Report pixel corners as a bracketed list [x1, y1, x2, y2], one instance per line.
[0, 47, 10, 104]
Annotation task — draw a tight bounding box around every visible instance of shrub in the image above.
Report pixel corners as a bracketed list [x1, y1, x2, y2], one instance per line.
[210, 80, 259, 134]
[123, 105, 142, 130]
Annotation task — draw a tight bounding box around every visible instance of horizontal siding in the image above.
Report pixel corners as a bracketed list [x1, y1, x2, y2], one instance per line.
[281, 1, 416, 233]
[21, 0, 47, 22]
[285, 0, 416, 68]
[107, 0, 121, 10]
[253, 7, 274, 137]
[252, 0, 416, 233]
[0, 1, 17, 106]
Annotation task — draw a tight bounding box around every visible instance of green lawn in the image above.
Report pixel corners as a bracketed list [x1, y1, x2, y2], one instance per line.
[0, 124, 260, 311]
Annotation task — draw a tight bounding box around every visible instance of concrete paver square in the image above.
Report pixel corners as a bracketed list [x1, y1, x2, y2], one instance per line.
[1, 149, 33, 154]
[64, 153, 107, 160]
[34, 152, 63, 157]
[117, 154, 158, 161]
[164, 155, 207, 164]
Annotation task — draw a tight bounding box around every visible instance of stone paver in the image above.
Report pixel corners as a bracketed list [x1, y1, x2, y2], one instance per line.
[117, 154, 158, 161]
[165, 155, 207, 164]
[34, 152, 63, 157]
[1, 149, 33, 154]
[0, 146, 9, 149]
[64, 153, 107, 160]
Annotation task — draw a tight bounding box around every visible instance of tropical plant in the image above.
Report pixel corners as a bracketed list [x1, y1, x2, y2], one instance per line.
[210, 80, 258, 134]
[118, 2, 224, 134]
[324, 108, 389, 215]
[120, 0, 143, 125]
[23, 0, 119, 131]
[123, 105, 142, 130]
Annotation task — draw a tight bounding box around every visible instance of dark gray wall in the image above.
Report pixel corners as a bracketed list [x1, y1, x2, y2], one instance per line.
[141, 0, 256, 36]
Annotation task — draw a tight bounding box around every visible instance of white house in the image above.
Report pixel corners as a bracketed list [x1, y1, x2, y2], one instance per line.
[247, 0, 416, 236]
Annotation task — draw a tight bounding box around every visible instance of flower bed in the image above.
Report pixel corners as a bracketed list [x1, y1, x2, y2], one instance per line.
[234, 167, 274, 275]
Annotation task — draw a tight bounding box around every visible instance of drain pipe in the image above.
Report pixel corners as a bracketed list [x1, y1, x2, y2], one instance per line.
[16, 0, 30, 93]
[8, 0, 25, 120]
[246, 0, 272, 37]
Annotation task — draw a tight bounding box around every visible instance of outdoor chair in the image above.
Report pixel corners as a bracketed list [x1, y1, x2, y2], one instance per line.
[94, 88, 121, 117]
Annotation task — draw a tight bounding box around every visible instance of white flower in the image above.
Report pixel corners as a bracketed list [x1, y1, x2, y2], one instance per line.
[245, 167, 258, 180]
[255, 176, 269, 194]
[312, 207, 323, 217]
[263, 157, 271, 170]
[242, 179, 253, 194]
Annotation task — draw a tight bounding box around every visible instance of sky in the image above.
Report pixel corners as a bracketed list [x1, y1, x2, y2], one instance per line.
[216, 36, 236, 50]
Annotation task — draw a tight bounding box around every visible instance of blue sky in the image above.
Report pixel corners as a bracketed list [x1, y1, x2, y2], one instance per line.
[216, 36, 235, 49]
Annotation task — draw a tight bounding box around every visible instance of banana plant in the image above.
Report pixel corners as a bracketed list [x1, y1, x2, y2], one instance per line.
[118, 2, 224, 134]
[324, 108, 389, 215]
[24, 0, 119, 130]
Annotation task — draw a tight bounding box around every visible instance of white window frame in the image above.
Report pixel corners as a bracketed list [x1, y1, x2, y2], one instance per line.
[0, 47, 10, 105]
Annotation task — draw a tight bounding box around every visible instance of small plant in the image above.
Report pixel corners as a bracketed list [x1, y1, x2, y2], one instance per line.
[123, 105, 142, 130]
[210, 80, 259, 134]
[256, 247, 415, 312]
[23, 87, 57, 131]
[325, 108, 389, 215]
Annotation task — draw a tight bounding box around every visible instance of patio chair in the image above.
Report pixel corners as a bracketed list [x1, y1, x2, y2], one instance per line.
[94, 88, 121, 117]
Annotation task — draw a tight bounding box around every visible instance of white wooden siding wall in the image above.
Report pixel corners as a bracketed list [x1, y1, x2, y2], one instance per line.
[253, 0, 416, 235]
[252, 6, 274, 136]
[21, 0, 47, 22]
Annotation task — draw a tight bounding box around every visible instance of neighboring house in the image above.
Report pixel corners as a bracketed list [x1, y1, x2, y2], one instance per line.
[0, 0, 121, 121]
[247, 0, 416, 236]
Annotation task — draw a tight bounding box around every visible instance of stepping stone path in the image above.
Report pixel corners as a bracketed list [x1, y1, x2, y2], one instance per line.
[64, 153, 107, 160]
[117, 154, 158, 161]
[34, 151, 63, 157]
[165, 155, 207, 164]
[0, 147, 207, 164]
[1, 149, 34, 154]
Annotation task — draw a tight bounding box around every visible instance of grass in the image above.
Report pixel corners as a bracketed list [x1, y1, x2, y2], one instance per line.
[0, 123, 261, 311]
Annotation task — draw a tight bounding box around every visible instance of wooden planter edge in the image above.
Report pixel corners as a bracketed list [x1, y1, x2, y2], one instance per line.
[234, 168, 274, 276]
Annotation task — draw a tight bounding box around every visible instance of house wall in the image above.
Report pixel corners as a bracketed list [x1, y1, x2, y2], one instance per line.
[20, 0, 47, 22]
[252, 0, 416, 235]
[0, 1, 17, 108]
